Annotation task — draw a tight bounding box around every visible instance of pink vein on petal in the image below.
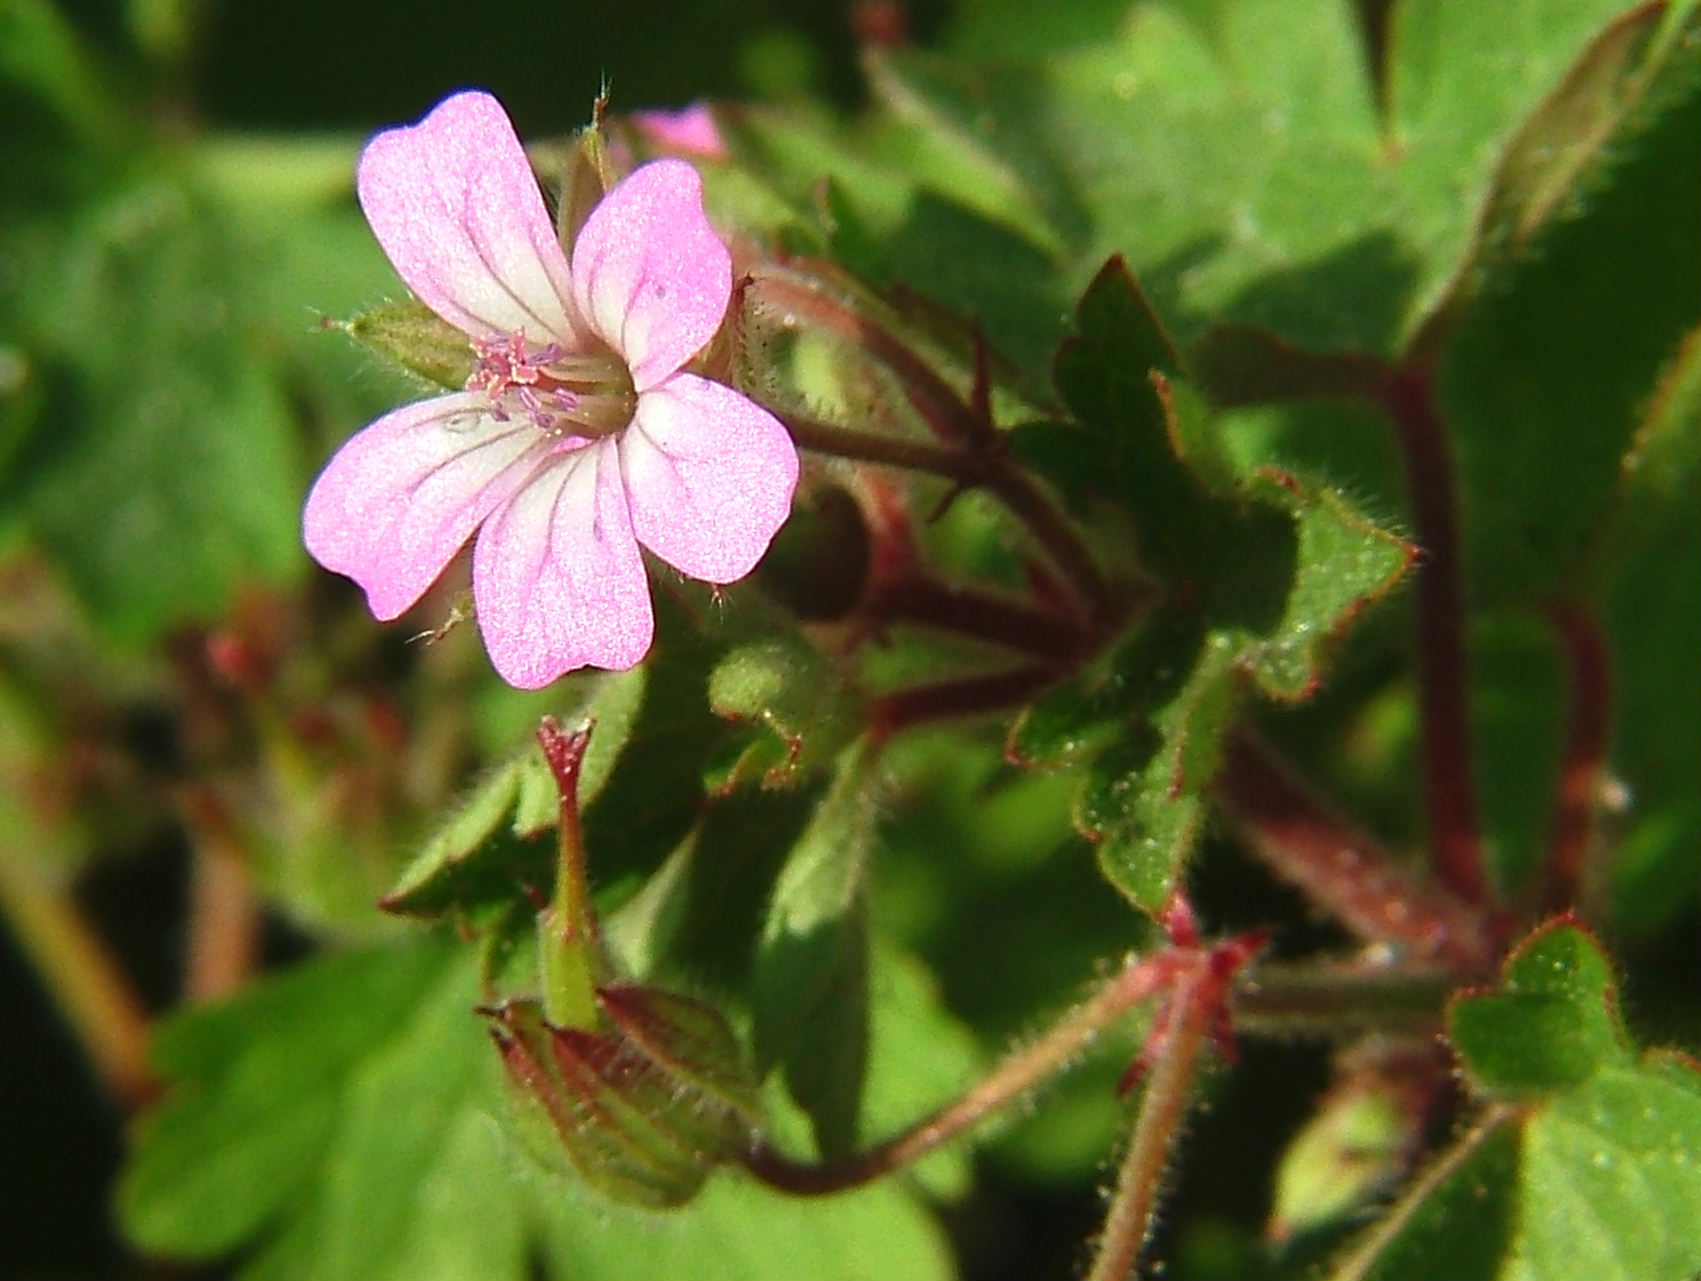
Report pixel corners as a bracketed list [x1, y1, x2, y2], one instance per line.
[357, 90, 577, 343]
[303, 392, 547, 620]
[569, 159, 731, 390]
[471, 439, 653, 687]
[620, 373, 799, 583]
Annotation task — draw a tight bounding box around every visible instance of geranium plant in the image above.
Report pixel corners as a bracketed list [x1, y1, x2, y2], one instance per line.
[0, 3, 1696, 1280]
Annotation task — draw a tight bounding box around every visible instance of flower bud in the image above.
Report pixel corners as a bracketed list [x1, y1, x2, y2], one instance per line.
[485, 987, 760, 1209]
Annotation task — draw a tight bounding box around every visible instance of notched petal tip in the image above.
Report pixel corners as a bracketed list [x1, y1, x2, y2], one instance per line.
[570, 159, 733, 391]
[621, 373, 799, 585]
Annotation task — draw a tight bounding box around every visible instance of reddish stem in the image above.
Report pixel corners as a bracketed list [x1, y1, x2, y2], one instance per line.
[178, 787, 261, 1003]
[871, 664, 1058, 740]
[1088, 930, 1264, 1281]
[743, 948, 1180, 1196]
[1217, 733, 1494, 972]
[752, 264, 998, 450]
[1543, 601, 1612, 913]
[869, 573, 1091, 662]
[1379, 366, 1486, 903]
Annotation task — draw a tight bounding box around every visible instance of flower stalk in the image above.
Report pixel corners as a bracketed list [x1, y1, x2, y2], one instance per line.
[535, 717, 603, 1030]
[0, 854, 156, 1109]
[1378, 364, 1486, 904]
[1086, 954, 1216, 1281]
[742, 948, 1181, 1196]
[750, 268, 1114, 625]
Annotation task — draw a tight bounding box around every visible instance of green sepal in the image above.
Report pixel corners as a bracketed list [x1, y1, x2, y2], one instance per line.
[339, 296, 474, 391]
[485, 997, 758, 1210]
[598, 984, 764, 1129]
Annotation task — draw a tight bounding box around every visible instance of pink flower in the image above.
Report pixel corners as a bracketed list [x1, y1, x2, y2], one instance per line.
[631, 102, 728, 159]
[303, 91, 798, 688]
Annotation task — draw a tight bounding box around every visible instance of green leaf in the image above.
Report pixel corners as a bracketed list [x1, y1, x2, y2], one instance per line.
[119, 937, 955, 1281]
[1442, 8, 1701, 604]
[382, 668, 646, 919]
[1466, 614, 1568, 896]
[1012, 264, 1413, 910]
[1584, 323, 1701, 591]
[857, 943, 983, 1201]
[1449, 918, 1631, 1096]
[1329, 1113, 1523, 1281]
[1270, 1084, 1413, 1244]
[533, 1171, 954, 1281]
[1239, 466, 1421, 700]
[578, 597, 733, 896]
[706, 634, 861, 791]
[1445, 2, 1671, 285]
[753, 743, 878, 1156]
[1388, 0, 1648, 298]
[1603, 492, 1700, 937]
[1350, 921, 1701, 1281]
[1082, 634, 1240, 909]
[0, 0, 121, 167]
[120, 937, 525, 1280]
[4, 180, 308, 640]
[1514, 1060, 1701, 1281]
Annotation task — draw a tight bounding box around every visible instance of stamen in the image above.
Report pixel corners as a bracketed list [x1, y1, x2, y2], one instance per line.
[466, 329, 635, 436]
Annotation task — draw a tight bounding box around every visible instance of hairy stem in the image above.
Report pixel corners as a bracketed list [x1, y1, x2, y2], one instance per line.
[780, 411, 982, 483]
[1232, 958, 1456, 1038]
[178, 787, 261, 1003]
[0, 855, 156, 1109]
[1379, 365, 1486, 903]
[742, 950, 1178, 1196]
[1086, 957, 1215, 1281]
[1543, 600, 1611, 914]
[1326, 1105, 1519, 1281]
[754, 264, 1114, 624]
[1218, 732, 1495, 972]
[751, 265, 999, 450]
[869, 572, 1091, 661]
[872, 664, 1060, 739]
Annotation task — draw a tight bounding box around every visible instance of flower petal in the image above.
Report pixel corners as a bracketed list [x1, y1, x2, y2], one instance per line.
[620, 373, 799, 583]
[569, 159, 731, 391]
[631, 103, 728, 159]
[472, 439, 653, 687]
[358, 90, 579, 344]
[303, 393, 546, 620]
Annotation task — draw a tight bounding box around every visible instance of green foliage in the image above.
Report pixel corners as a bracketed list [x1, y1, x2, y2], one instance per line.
[1332, 920, 1701, 1281]
[753, 743, 879, 1156]
[1443, 3, 1701, 606]
[4, 2, 1696, 1280]
[120, 938, 955, 1281]
[1011, 263, 1414, 911]
[1450, 918, 1632, 1095]
[382, 669, 646, 920]
[706, 634, 861, 790]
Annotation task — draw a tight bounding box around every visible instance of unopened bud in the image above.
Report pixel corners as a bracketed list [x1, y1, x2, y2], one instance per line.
[485, 988, 761, 1209]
